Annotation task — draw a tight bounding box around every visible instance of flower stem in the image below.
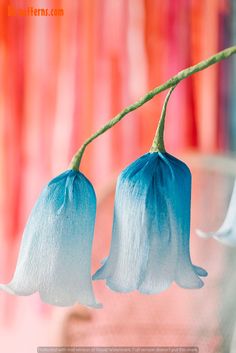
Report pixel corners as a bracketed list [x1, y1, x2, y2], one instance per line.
[150, 85, 177, 153]
[70, 45, 236, 170]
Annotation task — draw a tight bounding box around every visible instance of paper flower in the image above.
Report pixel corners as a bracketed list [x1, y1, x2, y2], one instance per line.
[197, 180, 236, 247]
[0, 170, 101, 308]
[93, 152, 207, 294]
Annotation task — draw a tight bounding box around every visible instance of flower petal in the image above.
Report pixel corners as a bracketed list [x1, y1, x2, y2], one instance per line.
[0, 170, 101, 308]
[196, 180, 236, 247]
[93, 152, 206, 294]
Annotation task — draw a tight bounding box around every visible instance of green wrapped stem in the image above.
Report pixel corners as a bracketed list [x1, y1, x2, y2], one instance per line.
[70, 45, 236, 170]
[150, 85, 177, 153]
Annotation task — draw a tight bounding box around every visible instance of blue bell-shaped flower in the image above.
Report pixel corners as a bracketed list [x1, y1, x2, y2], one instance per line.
[197, 180, 236, 247]
[93, 86, 207, 294]
[93, 152, 207, 293]
[0, 170, 101, 308]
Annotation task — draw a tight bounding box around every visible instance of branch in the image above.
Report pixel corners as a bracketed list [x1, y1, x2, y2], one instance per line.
[70, 45, 236, 170]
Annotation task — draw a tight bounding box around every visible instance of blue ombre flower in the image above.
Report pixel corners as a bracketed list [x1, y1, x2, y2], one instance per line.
[197, 180, 236, 247]
[0, 170, 101, 308]
[93, 152, 207, 293]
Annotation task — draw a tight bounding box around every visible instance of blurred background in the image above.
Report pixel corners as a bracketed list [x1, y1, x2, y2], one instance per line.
[1, 0, 236, 352]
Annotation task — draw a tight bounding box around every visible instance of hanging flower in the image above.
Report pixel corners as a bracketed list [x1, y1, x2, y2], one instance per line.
[0, 170, 101, 308]
[93, 86, 207, 294]
[197, 180, 236, 247]
[93, 152, 207, 293]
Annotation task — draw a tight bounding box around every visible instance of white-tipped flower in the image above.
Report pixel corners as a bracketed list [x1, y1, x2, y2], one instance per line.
[197, 180, 236, 247]
[93, 152, 207, 294]
[0, 170, 101, 308]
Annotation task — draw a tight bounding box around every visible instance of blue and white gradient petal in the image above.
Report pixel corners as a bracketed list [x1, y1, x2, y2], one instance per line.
[197, 180, 236, 247]
[93, 152, 207, 294]
[0, 170, 101, 308]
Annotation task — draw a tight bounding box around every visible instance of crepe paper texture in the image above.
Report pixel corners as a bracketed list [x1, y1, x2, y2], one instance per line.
[0, 170, 101, 308]
[70, 47, 236, 171]
[93, 152, 207, 293]
[1, 46, 236, 308]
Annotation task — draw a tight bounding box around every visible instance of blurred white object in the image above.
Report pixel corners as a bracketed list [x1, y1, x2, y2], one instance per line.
[197, 179, 236, 247]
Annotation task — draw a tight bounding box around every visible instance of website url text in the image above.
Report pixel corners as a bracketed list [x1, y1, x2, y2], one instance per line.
[8, 5, 64, 17]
